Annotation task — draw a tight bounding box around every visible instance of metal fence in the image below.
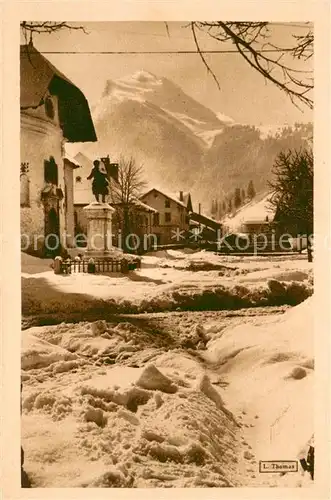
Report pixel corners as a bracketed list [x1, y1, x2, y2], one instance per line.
[55, 257, 141, 275]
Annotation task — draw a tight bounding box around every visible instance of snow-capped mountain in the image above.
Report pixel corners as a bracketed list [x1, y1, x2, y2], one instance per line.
[92, 70, 230, 148]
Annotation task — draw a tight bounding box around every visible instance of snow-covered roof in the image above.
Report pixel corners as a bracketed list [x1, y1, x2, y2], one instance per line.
[222, 192, 275, 232]
[63, 153, 81, 169]
[141, 188, 188, 208]
[113, 197, 159, 213]
[132, 198, 158, 213]
[21, 44, 97, 143]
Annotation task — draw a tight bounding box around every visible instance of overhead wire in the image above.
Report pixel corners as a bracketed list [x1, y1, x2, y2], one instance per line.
[22, 49, 313, 55]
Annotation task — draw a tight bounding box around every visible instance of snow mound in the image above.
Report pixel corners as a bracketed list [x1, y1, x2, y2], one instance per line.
[136, 364, 178, 393]
[21, 334, 77, 370]
[81, 380, 152, 413]
[205, 298, 314, 461]
[135, 390, 239, 487]
[196, 373, 224, 409]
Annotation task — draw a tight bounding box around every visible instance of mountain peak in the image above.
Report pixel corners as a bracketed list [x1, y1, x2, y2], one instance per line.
[131, 70, 160, 82]
[118, 70, 163, 88]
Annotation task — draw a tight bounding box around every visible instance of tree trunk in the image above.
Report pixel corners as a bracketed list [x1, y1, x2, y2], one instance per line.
[123, 206, 130, 253]
[307, 227, 313, 262]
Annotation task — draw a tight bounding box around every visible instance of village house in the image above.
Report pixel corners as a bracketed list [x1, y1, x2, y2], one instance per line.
[20, 42, 97, 256]
[220, 192, 294, 252]
[73, 153, 158, 253]
[139, 189, 193, 246]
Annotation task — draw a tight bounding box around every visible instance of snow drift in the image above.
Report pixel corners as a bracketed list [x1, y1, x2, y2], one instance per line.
[21, 296, 314, 487]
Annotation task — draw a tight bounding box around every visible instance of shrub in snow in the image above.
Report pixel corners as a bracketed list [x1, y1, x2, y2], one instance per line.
[285, 281, 312, 305]
[136, 365, 177, 394]
[268, 279, 287, 297]
[286, 366, 307, 380]
[267, 279, 312, 306]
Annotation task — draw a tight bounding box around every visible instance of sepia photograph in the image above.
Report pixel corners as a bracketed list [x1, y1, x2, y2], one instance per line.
[17, 17, 318, 489]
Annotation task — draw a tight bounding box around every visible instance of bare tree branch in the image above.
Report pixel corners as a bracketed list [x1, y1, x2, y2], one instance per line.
[109, 156, 146, 207]
[188, 22, 313, 109]
[190, 22, 220, 90]
[20, 21, 88, 43]
[164, 22, 170, 38]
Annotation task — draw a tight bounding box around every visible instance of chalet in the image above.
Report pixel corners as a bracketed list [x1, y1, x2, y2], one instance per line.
[20, 42, 97, 256]
[222, 192, 276, 234]
[139, 189, 193, 245]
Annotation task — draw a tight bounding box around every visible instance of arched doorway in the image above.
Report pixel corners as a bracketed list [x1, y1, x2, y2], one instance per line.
[44, 206, 60, 256]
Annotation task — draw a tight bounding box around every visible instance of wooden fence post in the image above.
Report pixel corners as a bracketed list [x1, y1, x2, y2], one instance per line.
[121, 258, 129, 274]
[87, 258, 96, 274]
[54, 256, 63, 274]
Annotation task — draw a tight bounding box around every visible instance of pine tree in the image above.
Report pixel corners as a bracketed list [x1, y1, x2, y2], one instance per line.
[228, 198, 232, 212]
[269, 148, 313, 262]
[241, 188, 246, 201]
[234, 188, 242, 208]
[211, 199, 216, 216]
[218, 200, 223, 219]
[222, 201, 227, 213]
[247, 180, 256, 199]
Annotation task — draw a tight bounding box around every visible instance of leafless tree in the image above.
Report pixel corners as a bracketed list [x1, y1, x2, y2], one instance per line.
[183, 22, 313, 109]
[109, 156, 147, 252]
[109, 156, 146, 205]
[20, 21, 87, 44]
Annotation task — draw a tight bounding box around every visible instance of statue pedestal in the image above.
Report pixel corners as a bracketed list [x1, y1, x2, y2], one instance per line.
[83, 202, 120, 259]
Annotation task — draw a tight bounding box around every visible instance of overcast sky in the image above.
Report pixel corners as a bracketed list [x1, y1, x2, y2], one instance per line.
[22, 21, 313, 127]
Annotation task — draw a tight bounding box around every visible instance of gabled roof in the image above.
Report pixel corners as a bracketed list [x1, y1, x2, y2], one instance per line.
[74, 152, 94, 165]
[222, 192, 275, 232]
[63, 153, 81, 169]
[140, 188, 188, 208]
[189, 212, 222, 231]
[113, 197, 158, 213]
[20, 43, 97, 143]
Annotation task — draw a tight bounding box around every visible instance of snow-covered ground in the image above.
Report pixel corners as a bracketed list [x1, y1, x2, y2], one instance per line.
[21, 249, 314, 488]
[21, 299, 314, 487]
[22, 249, 313, 322]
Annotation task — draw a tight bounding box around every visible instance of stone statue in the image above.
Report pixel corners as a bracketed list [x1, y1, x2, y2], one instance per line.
[87, 159, 109, 203]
